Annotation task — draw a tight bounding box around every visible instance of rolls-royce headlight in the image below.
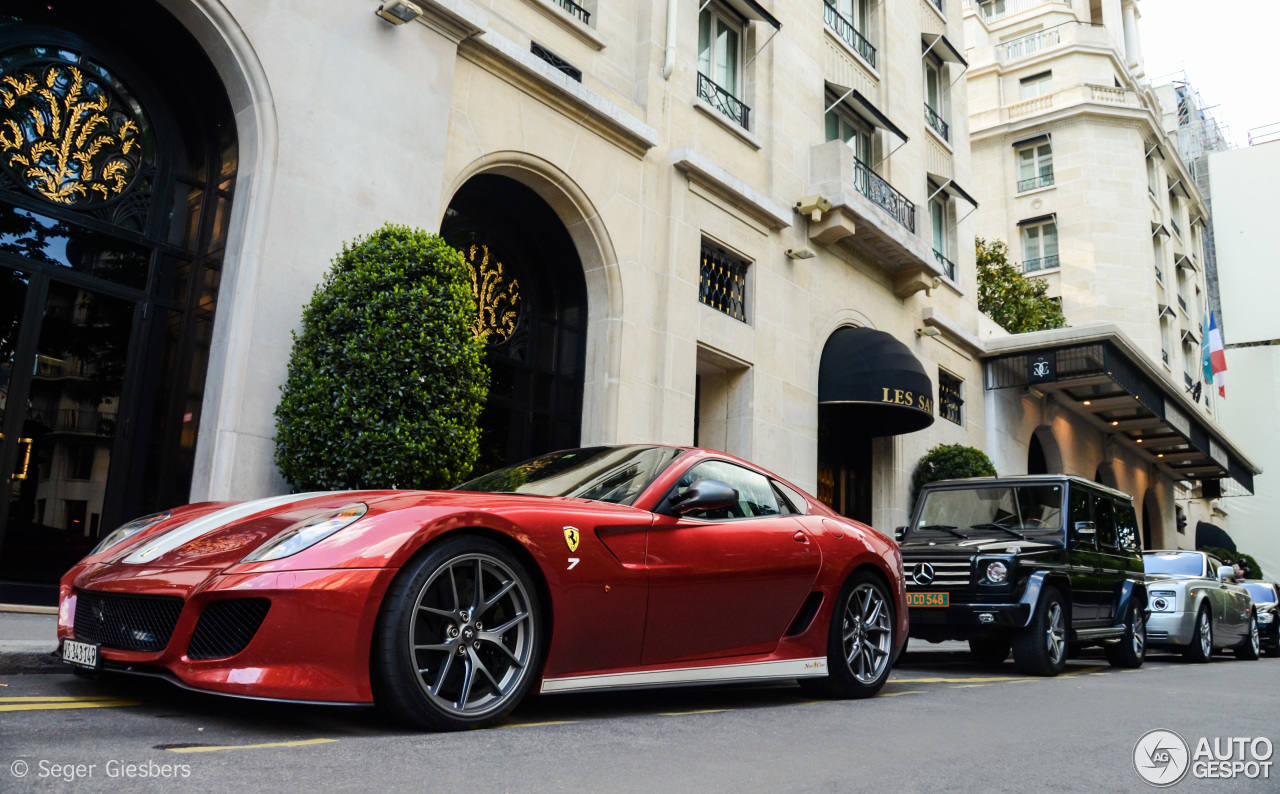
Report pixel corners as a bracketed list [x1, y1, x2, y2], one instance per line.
[90, 511, 172, 556]
[241, 504, 368, 562]
[1150, 590, 1176, 612]
[985, 561, 1008, 584]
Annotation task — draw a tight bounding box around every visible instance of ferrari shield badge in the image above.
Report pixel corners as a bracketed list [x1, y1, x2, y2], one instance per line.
[563, 526, 580, 553]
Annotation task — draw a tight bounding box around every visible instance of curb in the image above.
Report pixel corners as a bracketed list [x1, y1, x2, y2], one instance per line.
[0, 603, 59, 615]
[0, 646, 66, 675]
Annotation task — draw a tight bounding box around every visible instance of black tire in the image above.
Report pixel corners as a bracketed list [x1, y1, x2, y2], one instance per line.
[1235, 612, 1261, 661]
[1012, 586, 1068, 676]
[968, 636, 1011, 666]
[371, 536, 543, 731]
[800, 570, 895, 699]
[1105, 603, 1146, 669]
[1182, 605, 1213, 664]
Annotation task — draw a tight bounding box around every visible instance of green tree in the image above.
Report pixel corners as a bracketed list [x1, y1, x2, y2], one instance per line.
[977, 237, 1067, 334]
[274, 224, 488, 490]
[910, 444, 998, 512]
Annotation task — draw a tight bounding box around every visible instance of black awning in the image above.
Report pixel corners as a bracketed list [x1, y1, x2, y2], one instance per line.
[723, 0, 782, 29]
[825, 82, 909, 142]
[1195, 521, 1236, 553]
[818, 327, 935, 436]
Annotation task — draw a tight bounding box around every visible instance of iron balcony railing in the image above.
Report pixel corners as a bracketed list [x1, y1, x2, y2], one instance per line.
[1155, 265, 1164, 282]
[934, 249, 958, 281]
[924, 104, 949, 141]
[1171, 218, 1182, 238]
[932, 0, 946, 13]
[29, 408, 117, 435]
[1162, 349, 1170, 365]
[697, 72, 750, 130]
[552, 0, 590, 24]
[1018, 172, 1054, 191]
[853, 155, 915, 232]
[1024, 254, 1059, 272]
[1178, 293, 1188, 311]
[823, 2, 877, 68]
[1185, 371, 1194, 388]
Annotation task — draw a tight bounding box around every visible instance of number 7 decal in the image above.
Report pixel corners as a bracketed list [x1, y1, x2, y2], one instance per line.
[567, 558, 580, 570]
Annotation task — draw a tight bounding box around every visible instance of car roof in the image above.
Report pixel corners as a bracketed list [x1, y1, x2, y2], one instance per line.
[922, 474, 1133, 502]
[1144, 549, 1204, 555]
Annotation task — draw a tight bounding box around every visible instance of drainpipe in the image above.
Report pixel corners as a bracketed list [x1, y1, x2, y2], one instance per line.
[662, 0, 678, 79]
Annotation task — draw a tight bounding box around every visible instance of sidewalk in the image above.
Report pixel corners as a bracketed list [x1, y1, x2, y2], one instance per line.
[0, 605, 63, 674]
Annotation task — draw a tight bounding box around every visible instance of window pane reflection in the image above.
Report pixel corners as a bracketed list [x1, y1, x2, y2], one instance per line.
[0, 203, 151, 289]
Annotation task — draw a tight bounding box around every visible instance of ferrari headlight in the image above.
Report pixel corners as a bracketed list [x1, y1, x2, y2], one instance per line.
[984, 561, 1008, 584]
[90, 511, 172, 556]
[241, 504, 368, 562]
[1150, 590, 1176, 612]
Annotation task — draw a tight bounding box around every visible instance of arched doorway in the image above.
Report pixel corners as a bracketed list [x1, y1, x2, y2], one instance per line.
[0, 2, 236, 603]
[1028, 434, 1048, 475]
[1094, 462, 1118, 489]
[1141, 492, 1159, 551]
[1027, 425, 1062, 475]
[441, 174, 587, 471]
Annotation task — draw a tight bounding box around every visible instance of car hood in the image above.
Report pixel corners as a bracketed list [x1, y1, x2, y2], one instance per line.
[1143, 574, 1209, 587]
[900, 536, 1063, 556]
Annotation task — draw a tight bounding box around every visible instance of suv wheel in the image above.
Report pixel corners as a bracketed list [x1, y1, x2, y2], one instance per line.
[1012, 586, 1068, 676]
[1234, 612, 1261, 661]
[968, 636, 1011, 666]
[800, 570, 895, 699]
[1105, 603, 1146, 669]
[1183, 605, 1213, 664]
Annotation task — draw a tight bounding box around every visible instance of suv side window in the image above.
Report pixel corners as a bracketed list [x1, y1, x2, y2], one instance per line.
[1114, 500, 1139, 551]
[673, 460, 781, 519]
[1091, 493, 1116, 548]
[1068, 485, 1092, 542]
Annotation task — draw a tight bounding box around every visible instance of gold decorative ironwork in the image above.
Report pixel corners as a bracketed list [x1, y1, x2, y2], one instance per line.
[0, 60, 143, 206]
[465, 243, 521, 343]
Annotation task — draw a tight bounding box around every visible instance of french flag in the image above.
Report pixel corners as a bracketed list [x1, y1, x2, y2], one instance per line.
[1208, 311, 1227, 398]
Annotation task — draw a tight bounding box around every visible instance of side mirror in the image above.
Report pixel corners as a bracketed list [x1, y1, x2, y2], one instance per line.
[894, 526, 908, 543]
[1073, 521, 1097, 546]
[1217, 565, 1235, 583]
[670, 479, 739, 515]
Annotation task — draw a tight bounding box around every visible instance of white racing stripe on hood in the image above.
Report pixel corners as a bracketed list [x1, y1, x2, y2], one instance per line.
[121, 492, 351, 564]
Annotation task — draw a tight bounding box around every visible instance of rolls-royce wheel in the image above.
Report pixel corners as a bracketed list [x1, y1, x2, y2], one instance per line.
[968, 636, 1011, 666]
[1234, 612, 1261, 661]
[1012, 586, 1068, 676]
[372, 536, 542, 731]
[800, 570, 895, 699]
[1183, 605, 1213, 664]
[1105, 603, 1146, 669]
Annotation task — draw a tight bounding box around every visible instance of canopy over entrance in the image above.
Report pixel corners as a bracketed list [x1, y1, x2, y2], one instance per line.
[818, 327, 935, 437]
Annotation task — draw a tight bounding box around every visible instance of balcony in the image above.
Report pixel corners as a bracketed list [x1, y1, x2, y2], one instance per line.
[924, 104, 949, 141]
[807, 140, 939, 297]
[552, 0, 590, 24]
[28, 408, 117, 436]
[1171, 218, 1182, 238]
[931, 0, 945, 12]
[1155, 265, 1164, 282]
[1017, 173, 1054, 192]
[1024, 255, 1059, 273]
[1178, 293, 1188, 312]
[934, 250, 958, 281]
[1184, 372, 1194, 389]
[697, 72, 750, 130]
[966, 0, 1073, 24]
[823, 2, 876, 68]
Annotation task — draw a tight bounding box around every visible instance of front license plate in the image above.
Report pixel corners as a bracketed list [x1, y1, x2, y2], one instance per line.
[906, 592, 949, 607]
[61, 639, 100, 670]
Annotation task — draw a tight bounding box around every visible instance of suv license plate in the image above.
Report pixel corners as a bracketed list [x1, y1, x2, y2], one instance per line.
[906, 592, 949, 607]
[62, 639, 100, 670]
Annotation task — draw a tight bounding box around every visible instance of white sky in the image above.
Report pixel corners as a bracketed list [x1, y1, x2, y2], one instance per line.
[1140, 1, 1280, 144]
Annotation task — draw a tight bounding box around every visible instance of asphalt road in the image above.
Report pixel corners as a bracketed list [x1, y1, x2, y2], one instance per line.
[2, 643, 1277, 793]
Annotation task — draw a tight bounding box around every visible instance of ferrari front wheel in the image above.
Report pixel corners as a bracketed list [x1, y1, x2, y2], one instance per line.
[372, 536, 542, 730]
[801, 570, 895, 699]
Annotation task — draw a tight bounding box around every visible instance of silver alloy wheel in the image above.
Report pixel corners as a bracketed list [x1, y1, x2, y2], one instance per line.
[842, 582, 893, 684]
[1249, 616, 1260, 655]
[1199, 611, 1212, 657]
[1133, 610, 1145, 656]
[1046, 602, 1066, 664]
[408, 553, 534, 717]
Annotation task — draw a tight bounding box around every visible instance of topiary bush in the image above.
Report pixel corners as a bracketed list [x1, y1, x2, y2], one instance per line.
[910, 444, 998, 512]
[273, 224, 488, 491]
[1199, 545, 1265, 580]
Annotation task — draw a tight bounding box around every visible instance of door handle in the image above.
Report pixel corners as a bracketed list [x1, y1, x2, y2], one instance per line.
[793, 530, 808, 544]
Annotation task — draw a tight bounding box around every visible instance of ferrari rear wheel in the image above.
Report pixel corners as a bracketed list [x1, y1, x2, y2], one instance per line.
[373, 536, 542, 730]
[801, 570, 895, 699]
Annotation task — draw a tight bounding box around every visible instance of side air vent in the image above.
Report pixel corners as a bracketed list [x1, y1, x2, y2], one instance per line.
[187, 598, 271, 661]
[786, 592, 825, 636]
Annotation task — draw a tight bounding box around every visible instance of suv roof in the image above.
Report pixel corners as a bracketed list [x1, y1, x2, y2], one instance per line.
[922, 474, 1134, 502]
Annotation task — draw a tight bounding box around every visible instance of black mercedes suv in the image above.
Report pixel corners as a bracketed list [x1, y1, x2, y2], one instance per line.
[900, 475, 1148, 676]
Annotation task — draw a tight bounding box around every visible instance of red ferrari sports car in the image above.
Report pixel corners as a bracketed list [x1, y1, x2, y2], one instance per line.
[57, 445, 907, 730]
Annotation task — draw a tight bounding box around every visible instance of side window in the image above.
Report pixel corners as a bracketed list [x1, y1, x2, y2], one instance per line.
[1068, 485, 1090, 528]
[772, 480, 809, 515]
[1114, 501, 1139, 551]
[674, 460, 781, 519]
[1091, 493, 1116, 548]
[1207, 556, 1224, 577]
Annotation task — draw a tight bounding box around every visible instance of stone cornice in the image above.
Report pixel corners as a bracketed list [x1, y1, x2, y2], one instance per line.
[670, 147, 792, 230]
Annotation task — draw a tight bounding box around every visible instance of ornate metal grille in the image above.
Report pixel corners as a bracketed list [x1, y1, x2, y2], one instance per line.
[552, 0, 591, 24]
[697, 72, 750, 130]
[924, 104, 949, 141]
[699, 241, 749, 322]
[823, 2, 877, 67]
[464, 242, 522, 344]
[939, 369, 964, 425]
[531, 43, 582, 82]
[852, 156, 915, 233]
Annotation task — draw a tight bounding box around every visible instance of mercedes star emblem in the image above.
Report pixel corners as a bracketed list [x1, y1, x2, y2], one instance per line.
[912, 562, 935, 586]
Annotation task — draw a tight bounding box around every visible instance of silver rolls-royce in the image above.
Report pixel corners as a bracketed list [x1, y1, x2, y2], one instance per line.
[1142, 550, 1261, 661]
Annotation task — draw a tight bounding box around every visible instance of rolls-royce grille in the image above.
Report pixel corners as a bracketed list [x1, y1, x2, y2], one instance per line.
[903, 559, 972, 588]
[73, 591, 184, 652]
[187, 598, 271, 661]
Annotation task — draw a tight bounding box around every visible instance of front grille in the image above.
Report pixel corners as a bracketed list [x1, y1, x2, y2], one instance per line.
[74, 591, 184, 652]
[187, 598, 271, 660]
[903, 558, 973, 588]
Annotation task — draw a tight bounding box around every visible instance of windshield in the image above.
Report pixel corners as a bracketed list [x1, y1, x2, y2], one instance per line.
[912, 485, 1063, 538]
[1143, 553, 1205, 577]
[454, 446, 684, 505]
[1244, 583, 1277, 603]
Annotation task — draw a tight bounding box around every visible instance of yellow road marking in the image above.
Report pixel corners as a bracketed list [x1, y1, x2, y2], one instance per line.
[0, 700, 140, 712]
[497, 720, 578, 729]
[880, 690, 925, 697]
[951, 684, 988, 689]
[658, 708, 730, 716]
[166, 738, 337, 754]
[0, 696, 127, 703]
[891, 675, 1030, 684]
[1064, 666, 1106, 676]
